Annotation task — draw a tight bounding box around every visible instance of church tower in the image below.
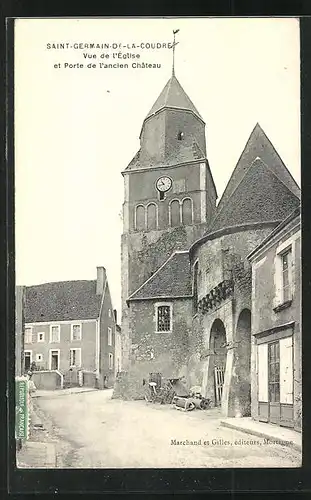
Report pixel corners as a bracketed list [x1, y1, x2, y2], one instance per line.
[121, 61, 217, 368]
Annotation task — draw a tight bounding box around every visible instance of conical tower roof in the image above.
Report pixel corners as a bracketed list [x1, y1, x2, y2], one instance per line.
[207, 157, 300, 234]
[203, 124, 300, 237]
[216, 123, 300, 215]
[145, 74, 204, 122]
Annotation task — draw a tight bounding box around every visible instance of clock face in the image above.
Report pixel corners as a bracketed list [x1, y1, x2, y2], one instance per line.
[156, 176, 172, 192]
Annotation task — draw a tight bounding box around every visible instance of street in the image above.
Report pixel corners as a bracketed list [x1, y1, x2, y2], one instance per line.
[33, 389, 301, 468]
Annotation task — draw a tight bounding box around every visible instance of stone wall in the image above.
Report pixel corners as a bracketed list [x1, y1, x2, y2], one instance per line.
[121, 223, 208, 371]
[32, 370, 62, 390]
[118, 298, 192, 399]
[188, 227, 275, 417]
[83, 371, 97, 388]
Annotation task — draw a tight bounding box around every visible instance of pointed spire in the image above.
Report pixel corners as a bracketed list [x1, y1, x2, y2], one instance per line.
[215, 123, 300, 214]
[144, 74, 203, 121]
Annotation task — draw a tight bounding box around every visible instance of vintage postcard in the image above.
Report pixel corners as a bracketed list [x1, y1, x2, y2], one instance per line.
[14, 17, 301, 469]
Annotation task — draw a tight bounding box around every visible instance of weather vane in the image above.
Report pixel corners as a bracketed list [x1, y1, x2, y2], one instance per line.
[172, 29, 180, 76]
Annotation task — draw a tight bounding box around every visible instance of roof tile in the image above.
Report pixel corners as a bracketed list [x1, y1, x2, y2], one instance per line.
[128, 251, 192, 301]
[145, 75, 203, 121]
[25, 280, 102, 323]
[208, 158, 300, 234]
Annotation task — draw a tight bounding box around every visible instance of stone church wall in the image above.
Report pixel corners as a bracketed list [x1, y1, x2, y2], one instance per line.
[140, 108, 206, 164]
[127, 224, 207, 296]
[128, 298, 193, 385]
[187, 226, 278, 416]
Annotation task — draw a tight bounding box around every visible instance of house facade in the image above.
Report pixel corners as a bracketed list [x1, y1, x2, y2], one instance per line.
[248, 207, 301, 430]
[24, 267, 118, 389]
[120, 69, 301, 427]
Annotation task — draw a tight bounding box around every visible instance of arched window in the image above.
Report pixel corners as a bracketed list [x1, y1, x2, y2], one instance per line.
[135, 205, 145, 231]
[147, 203, 157, 230]
[177, 131, 184, 140]
[170, 199, 181, 227]
[182, 198, 193, 225]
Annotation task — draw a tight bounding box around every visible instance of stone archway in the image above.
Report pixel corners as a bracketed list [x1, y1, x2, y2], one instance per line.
[229, 308, 252, 417]
[206, 319, 227, 407]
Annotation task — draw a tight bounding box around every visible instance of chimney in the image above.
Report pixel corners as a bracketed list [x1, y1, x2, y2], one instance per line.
[113, 309, 117, 323]
[96, 266, 106, 295]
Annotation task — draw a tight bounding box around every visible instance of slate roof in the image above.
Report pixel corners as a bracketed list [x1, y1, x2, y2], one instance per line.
[207, 157, 300, 234]
[145, 75, 203, 122]
[247, 206, 301, 261]
[125, 142, 205, 171]
[25, 280, 103, 323]
[128, 251, 192, 301]
[216, 123, 300, 216]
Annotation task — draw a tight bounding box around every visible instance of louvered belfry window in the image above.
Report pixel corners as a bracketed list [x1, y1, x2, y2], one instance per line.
[157, 305, 171, 332]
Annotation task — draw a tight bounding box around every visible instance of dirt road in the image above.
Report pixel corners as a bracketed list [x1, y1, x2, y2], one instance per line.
[34, 389, 301, 468]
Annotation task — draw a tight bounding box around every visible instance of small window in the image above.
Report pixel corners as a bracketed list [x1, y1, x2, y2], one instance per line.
[281, 249, 292, 302]
[108, 327, 112, 346]
[135, 205, 145, 230]
[36, 353, 43, 362]
[109, 353, 114, 370]
[71, 324, 82, 341]
[182, 198, 193, 225]
[50, 325, 60, 343]
[108, 309, 111, 318]
[25, 327, 33, 344]
[156, 305, 171, 332]
[70, 348, 81, 368]
[37, 332, 45, 342]
[147, 203, 158, 230]
[177, 131, 184, 140]
[170, 199, 181, 226]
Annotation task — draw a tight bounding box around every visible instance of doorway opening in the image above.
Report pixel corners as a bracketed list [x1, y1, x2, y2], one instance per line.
[24, 351, 32, 372]
[210, 319, 227, 406]
[50, 349, 60, 370]
[234, 308, 252, 416]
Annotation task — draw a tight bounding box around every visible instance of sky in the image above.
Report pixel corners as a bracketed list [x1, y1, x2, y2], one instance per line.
[14, 17, 300, 316]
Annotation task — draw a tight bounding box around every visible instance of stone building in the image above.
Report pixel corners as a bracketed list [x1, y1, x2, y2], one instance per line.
[121, 74, 217, 370]
[23, 267, 118, 389]
[248, 207, 301, 430]
[120, 70, 301, 423]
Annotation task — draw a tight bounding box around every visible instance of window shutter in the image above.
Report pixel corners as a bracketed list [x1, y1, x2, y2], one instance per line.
[290, 248, 295, 298]
[279, 336, 293, 404]
[257, 344, 268, 402]
[273, 255, 282, 307]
